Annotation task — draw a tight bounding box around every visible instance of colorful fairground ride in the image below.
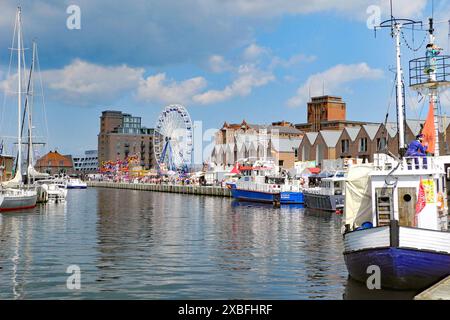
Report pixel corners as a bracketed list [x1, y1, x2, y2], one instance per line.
[153, 104, 194, 176]
[99, 154, 158, 182]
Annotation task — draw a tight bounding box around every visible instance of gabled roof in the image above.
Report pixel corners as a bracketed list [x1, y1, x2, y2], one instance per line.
[304, 132, 318, 145]
[319, 130, 343, 147]
[344, 127, 360, 141]
[362, 124, 381, 140]
[272, 138, 302, 152]
[406, 119, 423, 136]
[384, 122, 398, 138]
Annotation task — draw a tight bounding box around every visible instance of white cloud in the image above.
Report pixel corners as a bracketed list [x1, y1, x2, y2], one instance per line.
[193, 64, 275, 104]
[242, 43, 269, 61]
[0, 1, 429, 69]
[219, 0, 427, 20]
[207, 55, 233, 73]
[137, 73, 207, 104]
[287, 63, 384, 107]
[45, 60, 143, 97]
[0, 59, 144, 103]
[34, 60, 143, 107]
[270, 53, 316, 69]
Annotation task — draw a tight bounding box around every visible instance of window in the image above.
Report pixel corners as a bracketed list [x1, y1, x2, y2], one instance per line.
[294, 148, 298, 158]
[302, 144, 309, 161]
[359, 138, 367, 152]
[377, 137, 387, 151]
[279, 160, 284, 166]
[341, 139, 349, 153]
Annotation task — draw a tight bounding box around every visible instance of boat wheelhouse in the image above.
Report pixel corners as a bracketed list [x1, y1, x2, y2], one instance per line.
[303, 171, 346, 212]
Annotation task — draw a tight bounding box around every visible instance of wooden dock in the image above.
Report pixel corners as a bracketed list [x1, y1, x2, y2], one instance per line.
[415, 276, 450, 300]
[87, 181, 232, 197]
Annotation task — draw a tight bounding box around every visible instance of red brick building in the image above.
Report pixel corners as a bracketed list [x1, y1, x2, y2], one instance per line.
[295, 95, 377, 132]
[35, 150, 75, 175]
[98, 111, 155, 169]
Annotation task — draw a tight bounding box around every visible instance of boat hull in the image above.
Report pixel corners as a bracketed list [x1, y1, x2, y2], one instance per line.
[303, 192, 343, 211]
[66, 185, 87, 189]
[343, 222, 450, 290]
[280, 191, 304, 204]
[230, 187, 278, 204]
[344, 247, 450, 290]
[0, 194, 37, 212]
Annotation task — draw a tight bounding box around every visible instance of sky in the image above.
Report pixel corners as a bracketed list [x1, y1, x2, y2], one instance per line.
[0, 0, 449, 157]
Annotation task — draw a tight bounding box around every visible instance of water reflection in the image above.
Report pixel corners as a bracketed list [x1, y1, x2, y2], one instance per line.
[0, 188, 415, 299]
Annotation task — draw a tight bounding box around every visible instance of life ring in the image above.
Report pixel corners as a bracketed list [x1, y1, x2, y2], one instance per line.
[437, 192, 445, 211]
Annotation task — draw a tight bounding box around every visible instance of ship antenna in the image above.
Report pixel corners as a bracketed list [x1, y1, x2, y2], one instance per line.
[375, 9, 422, 157]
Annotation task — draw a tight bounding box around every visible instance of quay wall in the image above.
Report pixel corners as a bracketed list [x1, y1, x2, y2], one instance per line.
[87, 181, 232, 197]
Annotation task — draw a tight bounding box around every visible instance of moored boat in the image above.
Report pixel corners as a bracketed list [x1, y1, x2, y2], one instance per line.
[343, 16, 450, 290]
[303, 171, 345, 212]
[0, 8, 38, 212]
[0, 188, 37, 211]
[230, 160, 304, 205]
[343, 156, 450, 290]
[66, 178, 87, 189]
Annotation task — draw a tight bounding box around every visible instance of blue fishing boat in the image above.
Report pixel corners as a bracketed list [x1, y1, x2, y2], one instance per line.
[229, 160, 304, 205]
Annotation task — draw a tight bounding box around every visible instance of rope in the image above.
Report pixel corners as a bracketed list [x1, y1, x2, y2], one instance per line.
[401, 29, 427, 52]
[0, 15, 18, 145]
[35, 44, 50, 150]
[379, 75, 397, 153]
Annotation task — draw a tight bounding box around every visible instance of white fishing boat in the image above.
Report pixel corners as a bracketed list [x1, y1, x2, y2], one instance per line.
[342, 16, 450, 290]
[0, 8, 37, 212]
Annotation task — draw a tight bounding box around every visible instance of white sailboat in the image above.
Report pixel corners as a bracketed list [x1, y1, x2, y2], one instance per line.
[342, 16, 450, 290]
[0, 7, 37, 212]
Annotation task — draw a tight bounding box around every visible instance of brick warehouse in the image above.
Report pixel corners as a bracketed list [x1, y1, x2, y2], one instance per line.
[97, 111, 156, 169]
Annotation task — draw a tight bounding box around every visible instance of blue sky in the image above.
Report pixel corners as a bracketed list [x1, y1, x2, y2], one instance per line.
[0, 0, 449, 156]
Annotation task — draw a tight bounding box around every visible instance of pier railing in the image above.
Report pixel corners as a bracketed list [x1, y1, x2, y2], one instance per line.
[87, 181, 232, 197]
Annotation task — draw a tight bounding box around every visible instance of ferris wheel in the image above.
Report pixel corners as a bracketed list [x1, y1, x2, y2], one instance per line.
[153, 104, 193, 172]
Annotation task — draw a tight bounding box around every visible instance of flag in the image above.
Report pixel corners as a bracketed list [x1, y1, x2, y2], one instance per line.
[415, 179, 426, 225]
[230, 162, 240, 174]
[422, 100, 436, 154]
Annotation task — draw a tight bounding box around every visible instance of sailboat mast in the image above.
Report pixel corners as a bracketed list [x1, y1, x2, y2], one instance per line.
[393, 23, 406, 155]
[17, 7, 22, 180]
[27, 41, 36, 184]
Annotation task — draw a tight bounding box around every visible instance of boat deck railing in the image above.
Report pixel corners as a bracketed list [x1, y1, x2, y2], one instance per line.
[373, 154, 442, 174]
[236, 181, 280, 194]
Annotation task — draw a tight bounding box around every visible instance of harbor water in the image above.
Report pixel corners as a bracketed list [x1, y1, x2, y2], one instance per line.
[0, 188, 417, 299]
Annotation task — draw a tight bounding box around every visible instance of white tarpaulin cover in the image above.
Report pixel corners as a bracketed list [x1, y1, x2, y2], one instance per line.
[344, 164, 374, 231]
[1, 171, 22, 188]
[28, 165, 50, 179]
